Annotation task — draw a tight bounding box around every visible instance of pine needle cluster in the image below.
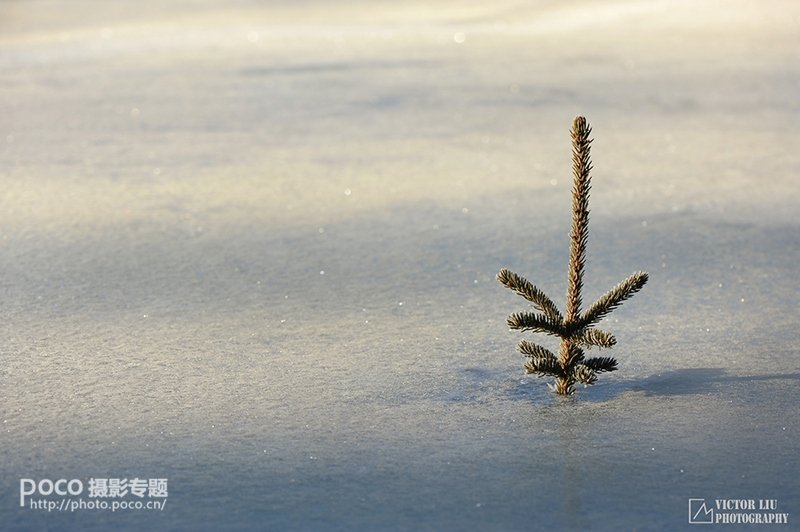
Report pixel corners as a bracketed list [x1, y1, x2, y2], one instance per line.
[498, 116, 648, 395]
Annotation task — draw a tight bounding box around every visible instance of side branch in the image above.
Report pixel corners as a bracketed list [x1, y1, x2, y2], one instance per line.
[525, 356, 562, 377]
[518, 340, 558, 361]
[497, 268, 563, 322]
[572, 328, 616, 349]
[579, 271, 649, 329]
[507, 311, 564, 337]
[582, 356, 618, 373]
[572, 364, 597, 385]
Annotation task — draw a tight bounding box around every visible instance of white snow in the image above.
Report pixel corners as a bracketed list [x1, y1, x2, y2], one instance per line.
[1, 1, 798, 530]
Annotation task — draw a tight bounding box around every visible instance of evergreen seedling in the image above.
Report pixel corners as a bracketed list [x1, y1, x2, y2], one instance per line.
[498, 116, 648, 395]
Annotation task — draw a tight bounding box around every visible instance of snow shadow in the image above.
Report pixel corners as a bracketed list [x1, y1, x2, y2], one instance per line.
[632, 367, 800, 397]
[500, 368, 800, 404]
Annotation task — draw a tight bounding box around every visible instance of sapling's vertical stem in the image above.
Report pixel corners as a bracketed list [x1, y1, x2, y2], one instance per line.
[566, 116, 592, 323]
[556, 117, 593, 394]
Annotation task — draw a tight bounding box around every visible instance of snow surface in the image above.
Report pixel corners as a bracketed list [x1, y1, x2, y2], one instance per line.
[1, 1, 798, 530]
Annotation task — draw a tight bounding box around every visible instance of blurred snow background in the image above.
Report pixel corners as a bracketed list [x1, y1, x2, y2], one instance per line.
[1, 1, 798, 529]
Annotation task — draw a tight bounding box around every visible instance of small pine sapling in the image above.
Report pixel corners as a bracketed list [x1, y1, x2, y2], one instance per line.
[497, 116, 648, 395]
